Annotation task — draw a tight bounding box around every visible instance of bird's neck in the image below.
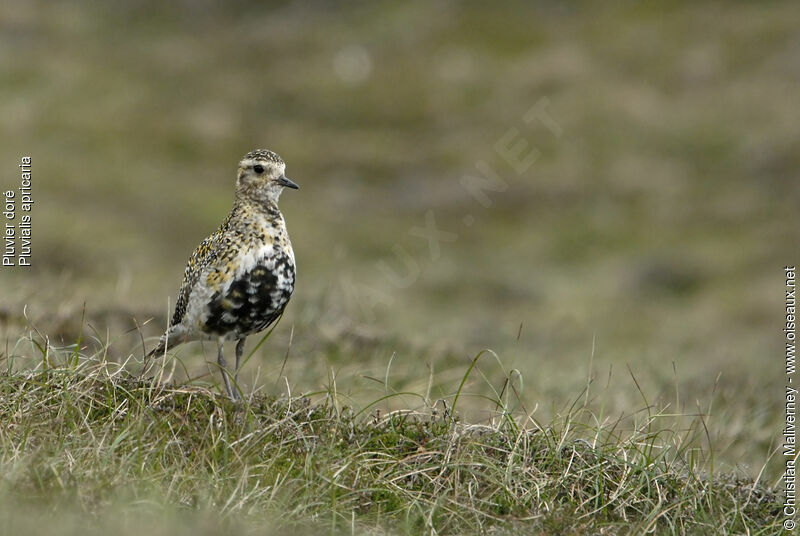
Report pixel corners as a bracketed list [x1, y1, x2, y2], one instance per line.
[226, 199, 286, 249]
[235, 181, 283, 208]
[233, 191, 282, 222]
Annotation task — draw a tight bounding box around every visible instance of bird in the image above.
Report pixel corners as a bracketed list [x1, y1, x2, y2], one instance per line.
[148, 148, 299, 399]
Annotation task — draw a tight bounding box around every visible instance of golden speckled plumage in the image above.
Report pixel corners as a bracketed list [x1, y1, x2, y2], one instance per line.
[149, 149, 299, 399]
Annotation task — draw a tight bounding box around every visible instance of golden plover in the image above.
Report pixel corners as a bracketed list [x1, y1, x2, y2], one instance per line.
[149, 149, 299, 399]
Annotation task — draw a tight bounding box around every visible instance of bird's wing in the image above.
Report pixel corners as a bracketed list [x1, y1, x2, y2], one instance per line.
[171, 234, 217, 326]
[149, 227, 225, 358]
[170, 207, 236, 327]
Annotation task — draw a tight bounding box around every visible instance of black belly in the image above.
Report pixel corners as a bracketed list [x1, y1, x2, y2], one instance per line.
[203, 256, 295, 337]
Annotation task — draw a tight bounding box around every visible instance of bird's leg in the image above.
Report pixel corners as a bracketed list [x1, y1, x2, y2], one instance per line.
[217, 339, 237, 400]
[235, 338, 246, 386]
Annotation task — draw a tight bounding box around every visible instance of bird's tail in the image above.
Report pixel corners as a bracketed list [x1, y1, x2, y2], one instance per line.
[147, 327, 186, 358]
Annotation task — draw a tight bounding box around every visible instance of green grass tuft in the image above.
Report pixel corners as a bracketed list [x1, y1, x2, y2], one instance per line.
[0, 339, 782, 535]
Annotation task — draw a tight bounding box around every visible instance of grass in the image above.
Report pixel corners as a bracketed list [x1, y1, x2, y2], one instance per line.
[0, 330, 782, 535]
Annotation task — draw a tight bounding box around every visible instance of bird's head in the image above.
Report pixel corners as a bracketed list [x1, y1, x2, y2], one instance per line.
[236, 149, 299, 204]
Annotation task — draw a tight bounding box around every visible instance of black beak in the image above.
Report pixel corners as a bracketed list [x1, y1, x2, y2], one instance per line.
[278, 175, 299, 189]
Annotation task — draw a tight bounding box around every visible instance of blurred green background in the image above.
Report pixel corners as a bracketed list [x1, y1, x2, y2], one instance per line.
[1, 1, 798, 478]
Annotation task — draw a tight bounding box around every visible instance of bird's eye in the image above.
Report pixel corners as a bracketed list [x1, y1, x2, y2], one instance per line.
[253, 164, 265, 174]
